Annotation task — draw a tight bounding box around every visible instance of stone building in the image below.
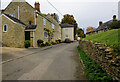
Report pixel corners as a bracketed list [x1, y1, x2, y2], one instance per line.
[60, 24, 74, 41]
[86, 15, 117, 36]
[1, 0, 61, 48]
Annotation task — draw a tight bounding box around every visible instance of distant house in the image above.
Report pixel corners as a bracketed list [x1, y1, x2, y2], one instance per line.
[86, 15, 116, 36]
[60, 24, 74, 41]
[1, 0, 61, 48]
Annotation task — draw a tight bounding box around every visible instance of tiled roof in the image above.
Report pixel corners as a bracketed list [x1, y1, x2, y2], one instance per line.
[3, 13, 37, 30]
[86, 20, 113, 34]
[97, 20, 113, 31]
[60, 24, 74, 28]
[4, 13, 27, 26]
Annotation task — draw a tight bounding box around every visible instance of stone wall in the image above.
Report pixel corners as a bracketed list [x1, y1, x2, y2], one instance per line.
[79, 40, 120, 80]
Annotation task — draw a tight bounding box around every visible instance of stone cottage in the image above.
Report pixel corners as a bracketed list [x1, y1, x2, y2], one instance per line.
[86, 15, 117, 36]
[1, 0, 61, 48]
[60, 24, 74, 41]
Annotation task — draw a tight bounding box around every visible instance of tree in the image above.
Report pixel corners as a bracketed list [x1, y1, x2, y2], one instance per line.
[61, 14, 78, 38]
[76, 28, 86, 38]
[86, 27, 95, 32]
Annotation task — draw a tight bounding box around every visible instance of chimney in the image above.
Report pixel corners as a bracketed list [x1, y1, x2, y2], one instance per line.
[113, 15, 116, 21]
[34, 2, 40, 12]
[99, 21, 103, 26]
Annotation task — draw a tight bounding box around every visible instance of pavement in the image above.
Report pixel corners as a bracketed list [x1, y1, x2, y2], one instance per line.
[2, 42, 87, 80]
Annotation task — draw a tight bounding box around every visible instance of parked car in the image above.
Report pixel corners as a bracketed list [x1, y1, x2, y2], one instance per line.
[64, 38, 71, 43]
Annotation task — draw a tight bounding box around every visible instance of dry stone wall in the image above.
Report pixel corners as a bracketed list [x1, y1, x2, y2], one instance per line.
[79, 40, 120, 80]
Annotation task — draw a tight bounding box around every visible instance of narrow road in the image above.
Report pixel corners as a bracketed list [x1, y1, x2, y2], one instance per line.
[2, 42, 86, 80]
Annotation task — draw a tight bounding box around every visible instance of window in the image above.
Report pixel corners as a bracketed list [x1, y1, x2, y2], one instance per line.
[65, 28, 68, 31]
[52, 24, 54, 29]
[52, 33, 55, 38]
[44, 31, 48, 38]
[66, 35, 68, 37]
[10, 14, 15, 17]
[3, 24, 7, 32]
[43, 18, 46, 26]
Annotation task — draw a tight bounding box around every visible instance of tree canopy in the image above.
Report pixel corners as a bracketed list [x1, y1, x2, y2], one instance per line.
[61, 14, 78, 38]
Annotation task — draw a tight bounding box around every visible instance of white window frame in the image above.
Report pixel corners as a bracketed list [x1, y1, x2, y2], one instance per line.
[65, 28, 68, 31]
[52, 23, 54, 29]
[44, 30, 48, 38]
[3, 24, 7, 32]
[10, 13, 15, 17]
[43, 18, 46, 26]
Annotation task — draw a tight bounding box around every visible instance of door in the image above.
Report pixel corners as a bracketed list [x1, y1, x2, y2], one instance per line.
[25, 31, 30, 40]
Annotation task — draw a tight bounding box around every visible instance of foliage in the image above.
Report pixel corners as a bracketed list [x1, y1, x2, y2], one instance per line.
[37, 39, 44, 47]
[77, 46, 112, 81]
[76, 28, 86, 38]
[83, 28, 119, 57]
[58, 39, 61, 43]
[45, 42, 51, 46]
[108, 20, 120, 29]
[51, 13, 59, 23]
[24, 40, 31, 48]
[51, 41, 57, 45]
[86, 27, 95, 32]
[44, 28, 54, 42]
[61, 14, 78, 37]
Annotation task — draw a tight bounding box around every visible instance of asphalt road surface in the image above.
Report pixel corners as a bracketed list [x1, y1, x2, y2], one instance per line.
[2, 42, 86, 80]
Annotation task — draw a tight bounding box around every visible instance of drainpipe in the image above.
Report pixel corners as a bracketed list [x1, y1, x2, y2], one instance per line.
[33, 30, 35, 48]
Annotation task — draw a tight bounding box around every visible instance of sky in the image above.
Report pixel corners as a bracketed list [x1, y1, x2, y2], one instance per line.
[1, 0, 120, 32]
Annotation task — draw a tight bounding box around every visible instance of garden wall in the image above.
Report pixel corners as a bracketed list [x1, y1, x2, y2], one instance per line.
[79, 40, 120, 80]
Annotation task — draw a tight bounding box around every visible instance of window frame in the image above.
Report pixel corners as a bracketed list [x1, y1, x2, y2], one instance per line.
[10, 13, 15, 17]
[3, 24, 7, 32]
[66, 34, 68, 38]
[65, 28, 68, 31]
[43, 18, 46, 26]
[52, 23, 54, 29]
[44, 30, 48, 38]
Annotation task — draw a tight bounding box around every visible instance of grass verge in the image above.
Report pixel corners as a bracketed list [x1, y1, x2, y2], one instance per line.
[77, 46, 112, 81]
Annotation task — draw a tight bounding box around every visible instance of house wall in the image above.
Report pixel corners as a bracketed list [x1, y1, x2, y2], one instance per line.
[61, 27, 74, 41]
[1, 15, 25, 47]
[3, 1, 61, 47]
[3, 2, 35, 25]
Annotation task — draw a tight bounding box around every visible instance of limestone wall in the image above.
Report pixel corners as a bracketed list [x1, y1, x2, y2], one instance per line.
[79, 40, 120, 80]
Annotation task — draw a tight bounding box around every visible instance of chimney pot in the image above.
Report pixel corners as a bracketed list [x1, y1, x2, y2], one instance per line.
[34, 2, 40, 12]
[99, 21, 103, 26]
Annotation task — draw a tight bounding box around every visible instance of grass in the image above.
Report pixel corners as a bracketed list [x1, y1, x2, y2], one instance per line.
[83, 29, 120, 56]
[77, 46, 112, 81]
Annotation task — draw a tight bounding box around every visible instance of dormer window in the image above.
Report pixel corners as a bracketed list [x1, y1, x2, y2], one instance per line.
[10, 14, 15, 17]
[3, 24, 7, 32]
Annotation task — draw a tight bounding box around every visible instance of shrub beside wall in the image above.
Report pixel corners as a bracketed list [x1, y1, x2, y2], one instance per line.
[79, 40, 120, 80]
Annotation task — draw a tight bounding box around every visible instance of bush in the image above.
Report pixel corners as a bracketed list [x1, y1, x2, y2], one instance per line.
[45, 42, 51, 46]
[24, 40, 31, 48]
[58, 39, 61, 43]
[37, 39, 44, 47]
[51, 41, 57, 45]
[77, 46, 112, 81]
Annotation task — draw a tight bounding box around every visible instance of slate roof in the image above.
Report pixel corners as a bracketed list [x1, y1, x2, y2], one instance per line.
[60, 24, 74, 28]
[25, 25, 37, 30]
[86, 20, 113, 34]
[3, 13, 37, 30]
[4, 13, 27, 26]
[97, 20, 113, 31]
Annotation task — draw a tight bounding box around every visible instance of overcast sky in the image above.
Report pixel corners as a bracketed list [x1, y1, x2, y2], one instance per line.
[1, 0, 120, 32]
